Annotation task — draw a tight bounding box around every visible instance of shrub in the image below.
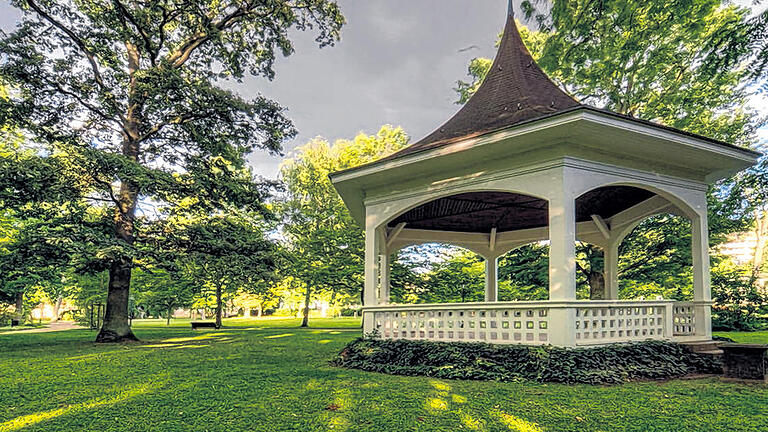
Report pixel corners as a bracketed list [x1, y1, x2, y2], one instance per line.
[333, 338, 722, 385]
[711, 260, 768, 331]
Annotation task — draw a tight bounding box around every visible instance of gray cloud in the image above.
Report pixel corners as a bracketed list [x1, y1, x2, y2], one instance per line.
[246, 0, 507, 178]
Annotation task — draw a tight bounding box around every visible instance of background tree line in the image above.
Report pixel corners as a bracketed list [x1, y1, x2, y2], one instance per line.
[1, 0, 767, 336]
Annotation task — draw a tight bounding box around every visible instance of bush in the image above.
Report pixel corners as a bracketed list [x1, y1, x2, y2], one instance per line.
[711, 260, 768, 331]
[340, 307, 360, 317]
[333, 338, 722, 385]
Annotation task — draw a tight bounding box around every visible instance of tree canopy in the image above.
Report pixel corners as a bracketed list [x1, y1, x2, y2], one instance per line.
[0, 0, 344, 341]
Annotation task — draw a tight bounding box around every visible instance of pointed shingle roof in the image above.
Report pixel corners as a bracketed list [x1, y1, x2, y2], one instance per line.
[390, 11, 579, 158]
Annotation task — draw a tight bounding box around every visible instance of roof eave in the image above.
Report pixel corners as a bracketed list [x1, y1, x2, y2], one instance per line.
[329, 106, 760, 185]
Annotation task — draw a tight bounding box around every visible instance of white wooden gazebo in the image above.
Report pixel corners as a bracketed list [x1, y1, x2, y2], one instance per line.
[330, 6, 759, 347]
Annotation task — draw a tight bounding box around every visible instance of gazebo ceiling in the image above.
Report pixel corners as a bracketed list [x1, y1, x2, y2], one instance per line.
[388, 186, 656, 234]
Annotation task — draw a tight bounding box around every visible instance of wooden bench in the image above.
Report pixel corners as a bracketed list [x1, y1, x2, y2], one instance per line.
[721, 343, 768, 381]
[191, 321, 218, 330]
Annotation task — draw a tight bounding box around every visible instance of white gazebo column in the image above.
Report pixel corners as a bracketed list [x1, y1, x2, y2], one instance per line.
[604, 240, 620, 300]
[484, 256, 499, 302]
[691, 211, 712, 339]
[363, 225, 381, 334]
[379, 250, 391, 304]
[547, 182, 577, 346]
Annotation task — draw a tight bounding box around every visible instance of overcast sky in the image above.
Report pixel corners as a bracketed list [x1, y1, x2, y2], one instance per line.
[0, 1, 765, 180]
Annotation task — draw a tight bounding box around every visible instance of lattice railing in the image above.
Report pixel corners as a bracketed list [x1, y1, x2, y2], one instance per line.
[374, 306, 550, 345]
[672, 303, 696, 336]
[366, 300, 705, 346]
[574, 304, 667, 344]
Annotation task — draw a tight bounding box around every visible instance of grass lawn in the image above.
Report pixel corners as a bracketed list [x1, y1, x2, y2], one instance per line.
[0, 319, 765, 432]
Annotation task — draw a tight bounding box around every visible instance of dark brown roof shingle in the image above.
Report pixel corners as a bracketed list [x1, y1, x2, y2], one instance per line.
[390, 13, 579, 159]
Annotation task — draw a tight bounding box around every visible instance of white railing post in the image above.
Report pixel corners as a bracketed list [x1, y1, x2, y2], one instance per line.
[664, 302, 674, 339]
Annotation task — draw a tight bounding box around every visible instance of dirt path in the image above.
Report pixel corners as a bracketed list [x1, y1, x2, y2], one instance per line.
[0, 320, 84, 335]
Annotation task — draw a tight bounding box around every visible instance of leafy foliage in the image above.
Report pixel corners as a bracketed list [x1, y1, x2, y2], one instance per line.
[711, 259, 768, 331]
[334, 338, 722, 385]
[0, 0, 344, 341]
[279, 126, 409, 323]
[152, 213, 281, 327]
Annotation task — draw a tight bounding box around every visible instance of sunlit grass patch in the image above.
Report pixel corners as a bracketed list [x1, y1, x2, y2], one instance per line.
[264, 333, 294, 339]
[496, 411, 545, 432]
[0, 323, 764, 431]
[0, 381, 161, 432]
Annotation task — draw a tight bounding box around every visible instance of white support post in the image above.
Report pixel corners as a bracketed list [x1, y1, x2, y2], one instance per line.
[691, 211, 712, 339]
[548, 191, 577, 301]
[379, 251, 391, 304]
[363, 226, 381, 334]
[604, 240, 620, 300]
[484, 256, 499, 302]
[547, 181, 577, 346]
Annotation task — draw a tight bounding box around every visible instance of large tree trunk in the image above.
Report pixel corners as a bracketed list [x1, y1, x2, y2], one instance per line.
[301, 286, 311, 328]
[13, 292, 23, 325]
[96, 259, 138, 342]
[51, 296, 63, 323]
[588, 272, 606, 300]
[97, 41, 143, 343]
[215, 284, 223, 329]
[166, 305, 173, 326]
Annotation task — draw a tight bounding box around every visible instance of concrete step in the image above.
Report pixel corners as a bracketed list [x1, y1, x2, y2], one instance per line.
[697, 349, 724, 356]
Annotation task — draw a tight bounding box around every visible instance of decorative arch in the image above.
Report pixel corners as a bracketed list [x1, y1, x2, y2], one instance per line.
[571, 178, 703, 221]
[573, 184, 704, 301]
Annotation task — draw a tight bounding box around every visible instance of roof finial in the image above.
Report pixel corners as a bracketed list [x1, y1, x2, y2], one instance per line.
[508, 0, 515, 17]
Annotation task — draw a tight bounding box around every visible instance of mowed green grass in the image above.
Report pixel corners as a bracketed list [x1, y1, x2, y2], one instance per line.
[0, 318, 766, 432]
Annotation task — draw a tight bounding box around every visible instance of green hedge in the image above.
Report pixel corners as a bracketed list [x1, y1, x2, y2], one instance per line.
[333, 338, 722, 384]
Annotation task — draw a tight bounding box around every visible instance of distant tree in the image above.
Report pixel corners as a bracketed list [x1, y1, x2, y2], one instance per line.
[235, 289, 281, 318]
[0, 0, 344, 342]
[711, 258, 768, 330]
[498, 244, 549, 301]
[132, 266, 196, 325]
[279, 126, 409, 326]
[157, 214, 280, 328]
[420, 250, 485, 303]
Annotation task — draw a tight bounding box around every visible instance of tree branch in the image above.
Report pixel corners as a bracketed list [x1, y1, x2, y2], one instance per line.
[111, 0, 158, 65]
[26, 0, 106, 89]
[166, 3, 279, 68]
[47, 82, 127, 134]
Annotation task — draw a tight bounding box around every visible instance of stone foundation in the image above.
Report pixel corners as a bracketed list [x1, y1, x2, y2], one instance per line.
[721, 344, 768, 381]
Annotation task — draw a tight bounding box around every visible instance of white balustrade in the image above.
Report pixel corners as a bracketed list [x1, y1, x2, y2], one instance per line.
[672, 302, 697, 336]
[373, 305, 550, 344]
[574, 304, 667, 344]
[365, 300, 707, 346]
